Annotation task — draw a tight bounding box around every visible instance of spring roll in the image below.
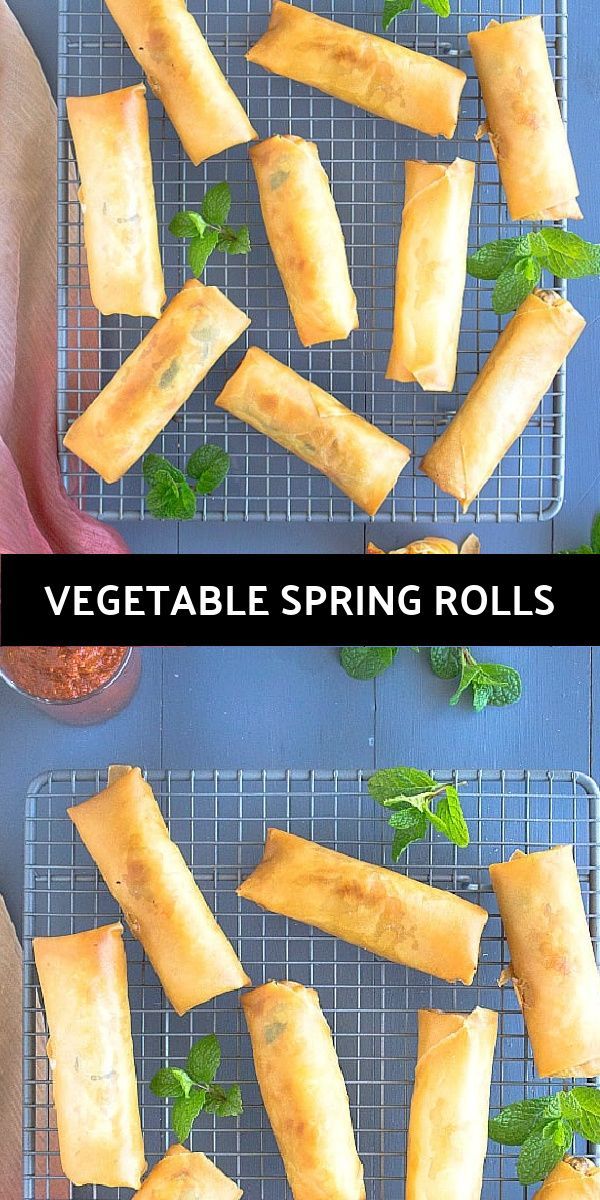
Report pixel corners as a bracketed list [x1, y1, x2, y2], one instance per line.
[489, 845, 600, 1077]
[250, 135, 358, 346]
[406, 1009, 498, 1200]
[468, 17, 581, 221]
[386, 159, 475, 391]
[420, 290, 585, 510]
[64, 279, 250, 483]
[238, 829, 488, 984]
[66, 84, 165, 318]
[33, 923, 146, 1189]
[215, 347, 409, 516]
[242, 981, 365, 1200]
[104, 0, 256, 164]
[134, 1145, 243, 1200]
[68, 767, 250, 1015]
[247, 1, 466, 139]
[534, 1160, 600, 1200]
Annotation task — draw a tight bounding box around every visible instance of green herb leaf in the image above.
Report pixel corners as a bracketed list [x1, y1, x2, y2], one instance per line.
[218, 224, 252, 255]
[201, 181, 232, 227]
[187, 445, 231, 495]
[489, 1098, 561, 1146]
[143, 454, 186, 487]
[150, 1067, 186, 1099]
[429, 647, 462, 680]
[422, 0, 451, 12]
[172, 1091, 207, 1144]
[467, 237, 526, 280]
[530, 228, 600, 279]
[560, 1087, 600, 1142]
[382, 0, 413, 30]
[477, 663, 522, 707]
[388, 805, 429, 858]
[340, 647, 398, 680]
[472, 682, 493, 712]
[368, 767, 439, 803]
[186, 1035, 221, 1086]
[171, 1068, 195, 1098]
[369, 768, 469, 856]
[517, 1120, 573, 1186]
[592, 514, 600, 555]
[205, 1083, 244, 1118]
[449, 657, 480, 706]
[188, 228, 221, 278]
[428, 785, 469, 847]
[493, 256, 541, 315]
[145, 467, 197, 521]
[169, 210, 207, 239]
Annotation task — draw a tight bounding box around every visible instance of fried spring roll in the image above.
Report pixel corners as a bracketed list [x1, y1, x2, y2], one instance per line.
[104, 0, 256, 164]
[386, 159, 475, 391]
[406, 1009, 498, 1200]
[367, 535, 481, 554]
[64, 280, 250, 483]
[134, 1145, 243, 1200]
[468, 17, 581, 221]
[238, 829, 488, 984]
[250, 135, 358, 346]
[242, 981, 365, 1200]
[33, 924, 146, 1189]
[534, 1160, 600, 1200]
[215, 347, 409, 516]
[68, 767, 250, 1015]
[490, 845, 600, 1077]
[66, 85, 165, 318]
[247, 1, 466, 139]
[420, 290, 585, 510]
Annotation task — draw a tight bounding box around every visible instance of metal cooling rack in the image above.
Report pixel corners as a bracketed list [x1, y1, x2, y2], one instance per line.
[57, 0, 569, 524]
[24, 768, 600, 1200]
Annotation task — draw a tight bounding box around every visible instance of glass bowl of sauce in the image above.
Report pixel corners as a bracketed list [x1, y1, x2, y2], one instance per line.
[0, 646, 141, 724]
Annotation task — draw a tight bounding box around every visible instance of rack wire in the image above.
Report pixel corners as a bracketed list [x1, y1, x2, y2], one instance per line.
[24, 768, 600, 1199]
[57, 0, 569, 524]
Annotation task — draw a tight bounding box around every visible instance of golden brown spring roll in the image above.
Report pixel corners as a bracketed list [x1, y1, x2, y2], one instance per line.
[104, 0, 256, 164]
[247, 2, 466, 139]
[420, 290, 585, 510]
[367, 535, 481, 554]
[33, 924, 146, 1189]
[68, 767, 250, 1015]
[64, 280, 250, 483]
[250, 135, 358, 346]
[406, 1009, 498, 1200]
[66, 84, 165, 318]
[534, 1160, 600, 1200]
[386, 159, 475, 391]
[215, 347, 409, 516]
[490, 845, 600, 1078]
[468, 17, 581, 221]
[134, 1145, 243, 1200]
[238, 829, 488, 984]
[242, 981, 365, 1200]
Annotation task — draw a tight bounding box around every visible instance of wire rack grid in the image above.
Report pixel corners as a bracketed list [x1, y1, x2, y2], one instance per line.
[57, 0, 569, 525]
[24, 767, 600, 1200]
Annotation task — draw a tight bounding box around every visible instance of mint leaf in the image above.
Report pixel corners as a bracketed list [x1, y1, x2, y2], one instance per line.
[340, 647, 398, 680]
[187, 445, 231, 495]
[145, 467, 197, 520]
[143, 454, 186, 487]
[477, 663, 522, 707]
[449, 657, 480, 706]
[467, 237, 524, 280]
[170, 210, 207, 239]
[560, 1087, 600, 1142]
[517, 1120, 573, 1186]
[171, 1068, 195, 1098]
[202, 182, 232, 227]
[205, 1083, 244, 1118]
[188, 228, 220, 277]
[172, 1091, 207, 1144]
[489, 1098, 560, 1147]
[388, 805, 429, 858]
[530, 228, 600, 279]
[382, 0, 413, 30]
[150, 1067, 186, 1099]
[429, 785, 469, 847]
[472, 682, 493, 712]
[422, 0, 451, 12]
[218, 225, 251, 255]
[429, 647, 462, 679]
[186, 1035, 221, 1086]
[592, 514, 600, 555]
[369, 768, 469, 856]
[493, 256, 541, 315]
[368, 767, 438, 803]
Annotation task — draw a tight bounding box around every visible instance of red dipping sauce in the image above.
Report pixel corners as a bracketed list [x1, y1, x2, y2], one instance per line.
[0, 646, 141, 724]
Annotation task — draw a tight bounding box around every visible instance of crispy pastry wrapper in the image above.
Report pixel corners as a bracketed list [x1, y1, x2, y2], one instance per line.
[407, 1009, 498, 1200]
[468, 17, 581, 221]
[386, 159, 475, 391]
[534, 1160, 600, 1200]
[250, 135, 358, 346]
[64, 280, 250, 483]
[242, 981, 365, 1200]
[33, 923, 146, 1189]
[238, 829, 488, 983]
[68, 767, 250, 1015]
[490, 845, 600, 1077]
[247, 1, 466, 138]
[215, 346, 409, 515]
[104, 0, 256, 164]
[66, 84, 165, 318]
[134, 1145, 243, 1200]
[367, 535, 480, 554]
[420, 290, 585, 510]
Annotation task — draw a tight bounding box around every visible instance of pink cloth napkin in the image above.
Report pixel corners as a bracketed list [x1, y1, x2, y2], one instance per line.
[0, 0, 127, 553]
[0, 895, 21, 1199]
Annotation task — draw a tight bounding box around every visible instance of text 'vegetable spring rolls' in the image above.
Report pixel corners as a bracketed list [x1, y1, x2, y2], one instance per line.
[33, 924, 146, 1189]
[242, 981, 365, 1200]
[64, 279, 250, 483]
[134, 1145, 243, 1200]
[406, 1009, 498, 1200]
[250, 135, 358, 347]
[215, 347, 409, 516]
[66, 84, 165, 318]
[490, 845, 600, 1077]
[104, 0, 256, 164]
[68, 767, 250, 1015]
[468, 17, 581, 221]
[534, 1160, 600, 1200]
[238, 829, 488, 984]
[420, 290, 585, 510]
[247, 1, 466, 138]
[387, 159, 475, 392]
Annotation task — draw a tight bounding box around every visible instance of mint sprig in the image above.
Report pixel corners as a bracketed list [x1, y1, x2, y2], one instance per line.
[382, 0, 450, 32]
[368, 766, 469, 859]
[143, 447, 230, 519]
[559, 513, 600, 555]
[170, 183, 251, 278]
[150, 1034, 243, 1143]
[467, 229, 600, 314]
[340, 647, 398, 680]
[429, 647, 522, 711]
[489, 1087, 600, 1186]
